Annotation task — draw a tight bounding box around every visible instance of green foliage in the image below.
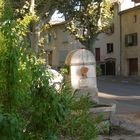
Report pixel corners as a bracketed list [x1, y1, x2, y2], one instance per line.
[96, 64, 102, 76]
[0, 0, 13, 21]
[0, 1, 106, 139]
[60, 95, 99, 140]
[0, 112, 24, 140]
[5, 0, 115, 51]
[24, 59, 74, 140]
[60, 64, 70, 75]
[0, 14, 33, 112]
[0, 22, 72, 139]
[0, 16, 74, 139]
[66, 0, 114, 50]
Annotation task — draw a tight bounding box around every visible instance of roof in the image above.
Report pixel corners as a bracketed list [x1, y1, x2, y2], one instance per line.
[119, 5, 140, 15]
[49, 21, 66, 26]
[65, 48, 95, 66]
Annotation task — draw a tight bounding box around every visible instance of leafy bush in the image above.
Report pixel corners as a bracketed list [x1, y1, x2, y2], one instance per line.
[0, 112, 24, 140]
[60, 95, 100, 140]
[60, 64, 70, 75]
[23, 59, 74, 140]
[0, 3, 103, 139]
[96, 64, 102, 76]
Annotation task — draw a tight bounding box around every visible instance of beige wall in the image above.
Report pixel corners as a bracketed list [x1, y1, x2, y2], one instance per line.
[44, 23, 84, 68]
[121, 6, 140, 76]
[93, 3, 121, 75]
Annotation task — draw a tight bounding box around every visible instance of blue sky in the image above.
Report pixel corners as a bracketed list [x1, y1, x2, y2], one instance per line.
[50, 11, 65, 23]
[121, 0, 140, 11]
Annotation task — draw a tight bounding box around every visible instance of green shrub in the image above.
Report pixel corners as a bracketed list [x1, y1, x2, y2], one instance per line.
[24, 59, 74, 140]
[0, 112, 24, 140]
[96, 64, 102, 76]
[60, 95, 100, 140]
[0, 4, 103, 139]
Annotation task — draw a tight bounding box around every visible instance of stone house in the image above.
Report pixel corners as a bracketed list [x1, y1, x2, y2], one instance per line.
[120, 5, 140, 76]
[93, 0, 140, 76]
[93, 3, 121, 75]
[43, 0, 140, 76]
[43, 22, 84, 69]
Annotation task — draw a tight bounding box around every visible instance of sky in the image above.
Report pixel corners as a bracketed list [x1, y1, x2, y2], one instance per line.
[120, 0, 140, 11]
[50, 11, 65, 23]
[50, 0, 140, 23]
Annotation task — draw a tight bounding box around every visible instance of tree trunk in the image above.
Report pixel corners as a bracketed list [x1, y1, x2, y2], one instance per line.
[30, 0, 35, 15]
[30, 0, 39, 53]
[29, 0, 55, 53]
[31, 28, 40, 53]
[79, 38, 95, 53]
[88, 38, 95, 53]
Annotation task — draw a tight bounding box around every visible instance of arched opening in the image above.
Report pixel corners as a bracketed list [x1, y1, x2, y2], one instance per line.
[105, 58, 116, 75]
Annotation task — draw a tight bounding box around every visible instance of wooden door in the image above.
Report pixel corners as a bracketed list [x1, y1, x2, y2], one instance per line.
[106, 60, 115, 75]
[129, 58, 138, 75]
[48, 51, 52, 66]
[95, 48, 100, 61]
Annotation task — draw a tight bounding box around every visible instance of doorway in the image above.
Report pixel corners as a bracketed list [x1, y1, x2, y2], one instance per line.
[128, 58, 138, 75]
[105, 59, 116, 75]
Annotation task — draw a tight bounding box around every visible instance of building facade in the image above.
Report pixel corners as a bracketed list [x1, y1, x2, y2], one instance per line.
[44, 0, 140, 76]
[93, 3, 121, 75]
[120, 5, 140, 76]
[94, 0, 140, 76]
[44, 22, 84, 69]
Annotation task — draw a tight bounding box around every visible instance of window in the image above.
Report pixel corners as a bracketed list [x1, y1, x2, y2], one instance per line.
[107, 43, 113, 53]
[95, 48, 100, 61]
[45, 33, 52, 44]
[125, 33, 137, 46]
[45, 31, 56, 45]
[133, 15, 137, 23]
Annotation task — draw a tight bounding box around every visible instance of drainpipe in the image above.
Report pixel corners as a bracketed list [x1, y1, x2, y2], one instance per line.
[119, 3, 122, 76]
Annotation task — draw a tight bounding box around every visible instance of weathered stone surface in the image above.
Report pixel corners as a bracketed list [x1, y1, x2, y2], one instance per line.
[65, 48, 98, 101]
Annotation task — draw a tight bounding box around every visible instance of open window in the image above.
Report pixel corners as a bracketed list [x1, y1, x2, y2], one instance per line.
[107, 43, 113, 53]
[125, 33, 137, 47]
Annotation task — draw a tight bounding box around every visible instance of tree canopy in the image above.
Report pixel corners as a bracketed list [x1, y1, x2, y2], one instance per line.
[1, 0, 115, 51]
[64, 0, 114, 50]
[0, 1, 116, 139]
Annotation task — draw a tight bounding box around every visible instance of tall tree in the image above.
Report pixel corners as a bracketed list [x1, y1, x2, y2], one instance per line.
[2, 0, 115, 52]
[61, 0, 114, 51]
[7, 0, 59, 52]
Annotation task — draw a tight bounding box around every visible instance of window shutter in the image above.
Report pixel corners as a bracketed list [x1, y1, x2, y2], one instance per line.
[125, 35, 128, 47]
[46, 33, 52, 44]
[125, 33, 137, 47]
[133, 33, 137, 46]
